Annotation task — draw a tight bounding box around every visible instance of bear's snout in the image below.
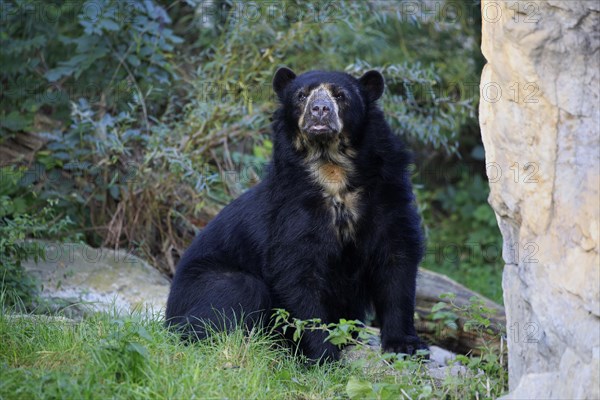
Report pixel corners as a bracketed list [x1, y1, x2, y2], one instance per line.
[310, 99, 332, 119]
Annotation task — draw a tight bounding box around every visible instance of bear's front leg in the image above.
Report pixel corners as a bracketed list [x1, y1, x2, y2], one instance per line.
[299, 327, 340, 363]
[271, 277, 340, 362]
[371, 259, 428, 357]
[267, 208, 343, 362]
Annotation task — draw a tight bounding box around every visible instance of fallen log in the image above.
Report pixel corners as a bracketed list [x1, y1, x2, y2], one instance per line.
[414, 268, 506, 356]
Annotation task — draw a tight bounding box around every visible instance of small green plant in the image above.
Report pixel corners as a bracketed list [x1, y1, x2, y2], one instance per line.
[438, 292, 503, 339]
[94, 317, 153, 383]
[273, 308, 378, 349]
[430, 297, 460, 340]
[273, 293, 507, 400]
[0, 166, 74, 308]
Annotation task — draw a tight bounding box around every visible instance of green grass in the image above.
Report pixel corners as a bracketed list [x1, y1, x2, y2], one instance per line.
[0, 311, 347, 399]
[0, 307, 507, 399]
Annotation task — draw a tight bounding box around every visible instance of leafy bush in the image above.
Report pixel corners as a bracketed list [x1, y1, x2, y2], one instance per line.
[0, 166, 74, 308]
[0, 0, 181, 134]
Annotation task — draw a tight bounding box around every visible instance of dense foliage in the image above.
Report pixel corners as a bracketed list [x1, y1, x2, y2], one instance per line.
[0, 0, 502, 303]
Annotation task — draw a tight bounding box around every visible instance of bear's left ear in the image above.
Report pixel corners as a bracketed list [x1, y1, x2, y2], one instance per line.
[273, 67, 297, 98]
[358, 70, 385, 102]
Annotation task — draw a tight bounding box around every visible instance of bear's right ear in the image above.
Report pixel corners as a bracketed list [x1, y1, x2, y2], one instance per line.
[358, 70, 385, 102]
[273, 67, 296, 97]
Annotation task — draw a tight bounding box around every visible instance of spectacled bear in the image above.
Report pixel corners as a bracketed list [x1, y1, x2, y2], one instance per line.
[166, 67, 427, 362]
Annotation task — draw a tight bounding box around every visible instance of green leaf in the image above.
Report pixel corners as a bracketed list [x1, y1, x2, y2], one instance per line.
[136, 326, 152, 341]
[326, 332, 348, 346]
[44, 67, 75, 82]
[127, 55, 141, 67]
[99, 19, 119, 31]
[292, 330, 301, 342]
[109, 185, 120, 200]
[439, 292, 456, 300]
[275, 369, 291, 381]
[126, 342, 149, 358]
[346, 376, 375, 399]
[431, 301, 447, 313]
[0, 111, 30, 131]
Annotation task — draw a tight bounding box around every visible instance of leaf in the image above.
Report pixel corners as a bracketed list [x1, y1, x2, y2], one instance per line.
[53, 152, 71, 161]
[44, 66, 75, 82]
[431, 311, 448, 321]
[445, 320, 458, 330]
[109, 185, 120, 200]
[275, 369, 291, 381]
[346, 376, 375, 399]
[431, 301, 447, 313]
[292, 330, 301, 342]
[455, 354, 469, 365]
[326, 332, 348, 346]
[126, 342, 149, 358]
[439, 292, 456, 300]
[99, 18, 120, 31]
[136, 326, 152, 341]
[127, 55, 141, 67]
[0, 111, 30, 131]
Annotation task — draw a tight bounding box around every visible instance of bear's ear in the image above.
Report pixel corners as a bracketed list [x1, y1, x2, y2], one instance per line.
[273, 67, 297, 97]
[358, 70, 385, 102]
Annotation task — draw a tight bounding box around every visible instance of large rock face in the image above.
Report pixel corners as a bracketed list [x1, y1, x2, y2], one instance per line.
[479, 1, 599, 398]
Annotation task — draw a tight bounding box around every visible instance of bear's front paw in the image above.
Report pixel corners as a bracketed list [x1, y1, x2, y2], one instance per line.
[304, 341, 340, 364]
[382, 335, 429, 358]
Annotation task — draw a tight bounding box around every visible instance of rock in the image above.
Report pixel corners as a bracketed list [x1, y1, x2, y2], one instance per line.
[428, 345, 457, 366]
[4, 314, 76, 325]
[427, 363, 472, 382]
[341, 330, 472, 380]
[426, 346, 474, 381]
[479, 1, 599, 398]
[22, 241, 170, 316]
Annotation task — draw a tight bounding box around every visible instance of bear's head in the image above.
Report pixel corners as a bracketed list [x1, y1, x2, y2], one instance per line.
[272, 68, 384, 147]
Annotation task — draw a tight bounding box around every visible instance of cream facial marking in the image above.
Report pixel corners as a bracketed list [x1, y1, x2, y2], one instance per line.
[298, 84, 343, 134]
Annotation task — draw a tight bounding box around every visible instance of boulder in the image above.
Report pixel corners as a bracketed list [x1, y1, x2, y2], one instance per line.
[479, 1, 599, 398]
[22, 242, 170, 316]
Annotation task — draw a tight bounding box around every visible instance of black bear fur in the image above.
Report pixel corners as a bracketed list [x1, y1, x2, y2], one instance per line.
[166, 67, 427, 362]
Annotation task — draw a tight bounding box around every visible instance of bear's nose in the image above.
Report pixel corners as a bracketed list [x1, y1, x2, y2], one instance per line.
[311, 100, 331, 118]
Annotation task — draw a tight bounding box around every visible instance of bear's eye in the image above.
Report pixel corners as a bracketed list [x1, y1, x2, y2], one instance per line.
[297, 92, 307, 101]
[333, 92, 345, 101]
